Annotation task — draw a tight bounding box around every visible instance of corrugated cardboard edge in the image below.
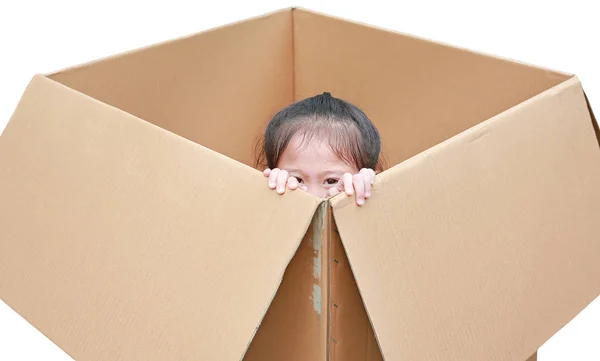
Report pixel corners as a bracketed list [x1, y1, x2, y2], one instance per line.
[292, 7, 572, 80]
[241, 201, 330, 361]
[330, 75, 600, 360]
[240, 203, 326, 361]
[326, 198, 387, 360]
[0, 74, 325, 361]
[327, 210, 385, 361]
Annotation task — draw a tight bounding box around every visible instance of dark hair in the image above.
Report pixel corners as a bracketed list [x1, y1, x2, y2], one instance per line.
[255, 92, 383, 172]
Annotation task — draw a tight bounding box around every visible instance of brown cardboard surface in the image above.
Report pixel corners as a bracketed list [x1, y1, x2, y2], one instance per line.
[1, 6, 599, 361]
[243, 203, 329, 361]
[332, 77, 600, 361]
[293, 8, 570, 166]
[0, 75, 320, 361]
[329, 220, 383, 361]
[49, 9, 293, 168]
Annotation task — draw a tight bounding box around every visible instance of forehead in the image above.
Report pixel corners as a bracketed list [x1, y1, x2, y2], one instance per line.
[282, 136, 338, 160]
[277, 136, 356, 173]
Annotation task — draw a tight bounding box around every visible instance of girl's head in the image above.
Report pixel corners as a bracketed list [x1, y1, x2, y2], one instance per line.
[256, 92, 382, 198]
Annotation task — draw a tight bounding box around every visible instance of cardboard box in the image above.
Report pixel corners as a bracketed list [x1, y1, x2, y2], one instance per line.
[0, 7, 598, 361]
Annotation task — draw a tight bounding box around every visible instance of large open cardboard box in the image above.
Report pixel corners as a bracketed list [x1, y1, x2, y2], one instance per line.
[1, 7, 599, 361]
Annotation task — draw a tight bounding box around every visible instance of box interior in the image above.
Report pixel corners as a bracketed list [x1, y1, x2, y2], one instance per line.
[23, 7, 589, 361]
[48, 8, 570, 172]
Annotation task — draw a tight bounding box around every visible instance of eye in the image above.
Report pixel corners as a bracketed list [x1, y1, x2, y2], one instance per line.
[294, 176, 304, 184]
[325, 178, 339, 185]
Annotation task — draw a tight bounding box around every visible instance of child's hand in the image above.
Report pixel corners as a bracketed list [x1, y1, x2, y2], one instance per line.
[263, 168, 305, 194]
[328, 168, 375, 206]
[263, 168, 376, 206]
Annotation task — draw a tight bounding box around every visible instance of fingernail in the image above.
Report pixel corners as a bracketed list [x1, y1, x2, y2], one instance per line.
[277, 187, 284, 194]
[357, 199, 364, 206]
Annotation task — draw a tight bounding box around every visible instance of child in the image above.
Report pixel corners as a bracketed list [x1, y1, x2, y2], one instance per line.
[256, 92, 383, 206]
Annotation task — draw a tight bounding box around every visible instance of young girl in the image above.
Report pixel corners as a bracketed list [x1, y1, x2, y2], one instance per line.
[256, 92, 383, 206]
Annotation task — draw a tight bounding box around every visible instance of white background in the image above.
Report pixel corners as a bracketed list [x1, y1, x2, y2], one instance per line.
[1, 0, 599, 360]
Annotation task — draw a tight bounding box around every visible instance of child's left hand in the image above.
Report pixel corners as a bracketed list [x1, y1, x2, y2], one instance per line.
[328, 168, 376, 206]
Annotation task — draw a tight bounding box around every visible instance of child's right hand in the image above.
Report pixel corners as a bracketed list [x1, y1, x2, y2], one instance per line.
[263, 168, 305, 194]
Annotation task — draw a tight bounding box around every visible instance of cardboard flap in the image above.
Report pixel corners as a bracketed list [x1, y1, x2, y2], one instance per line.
[49, 9, 294, 168]
[0, 76, 320, 361]
[293, 8, 570, 167]
[332, 77, 600, 361]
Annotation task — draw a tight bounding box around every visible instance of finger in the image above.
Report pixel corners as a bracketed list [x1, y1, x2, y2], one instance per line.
[360, 168, 375, 182]
[300, 185, 308, 192]
[353, 174, 365, 206]
[287, 176, 299, 190]
[360, 169, 372, 198]
[328, 187, 340, 197]
[276, 170, 289, 194]
[268, 168, 279, 189]
[342, 173, 354, 195]
[263, 168, 271, 177]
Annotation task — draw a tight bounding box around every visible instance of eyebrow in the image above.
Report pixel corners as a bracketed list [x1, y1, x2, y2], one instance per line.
[319, 170, 347, 177]
[286, 169, 347, 177]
